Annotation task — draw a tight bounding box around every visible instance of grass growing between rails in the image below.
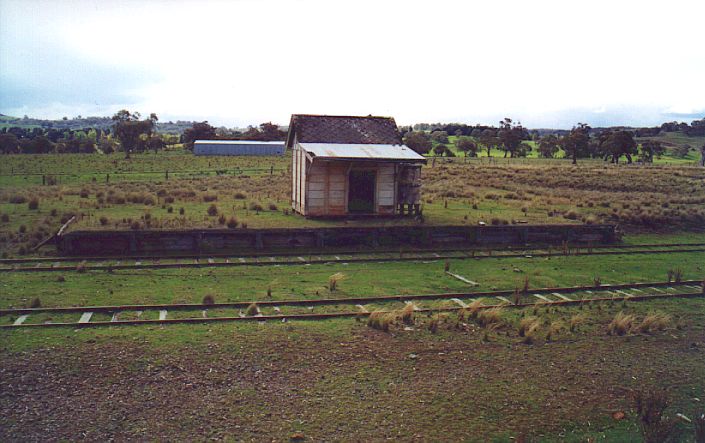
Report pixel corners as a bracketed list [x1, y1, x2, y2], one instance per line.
[1, 250, 703, 311]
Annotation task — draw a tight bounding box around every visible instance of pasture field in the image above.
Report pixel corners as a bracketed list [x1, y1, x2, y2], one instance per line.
[1, 250, 704, 441]
[1, 152, 704, 256]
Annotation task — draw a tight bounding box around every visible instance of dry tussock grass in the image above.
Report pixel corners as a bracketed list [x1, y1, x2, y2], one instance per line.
[608, 311, 636, 335]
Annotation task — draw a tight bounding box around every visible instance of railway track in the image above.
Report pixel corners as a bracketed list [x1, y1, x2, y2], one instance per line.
[1, 242, 704, 273]
[2, 280, 702, 329]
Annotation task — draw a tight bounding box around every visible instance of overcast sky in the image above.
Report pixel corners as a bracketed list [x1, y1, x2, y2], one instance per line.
[1, 0, 704, 129]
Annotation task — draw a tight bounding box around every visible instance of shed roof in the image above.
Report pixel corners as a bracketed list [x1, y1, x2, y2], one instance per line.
[286, 114, 402, 147]
[299, 143, 426, 163]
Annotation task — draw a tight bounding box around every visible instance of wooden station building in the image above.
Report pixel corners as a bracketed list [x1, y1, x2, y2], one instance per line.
[287, 114, 426, 217]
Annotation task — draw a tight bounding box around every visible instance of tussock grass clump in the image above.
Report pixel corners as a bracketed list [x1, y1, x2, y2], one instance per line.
[464, 298, 484, 319]
[218, 214, 226, 225]
[9, 194, 27, 204]
[202, 294, 215, 305]
[28, 197, 39, 210]
[477, 307, 504, 328]
[268, 202, 278, 211]
[608, 311, 635, 336]
[99, 216, 109, 226]
[546, 320, 564, 342]
[76, 260, 87, 273]
[30, 297, 41, 308]
[226, 216, 239, 229]
[367, 311, 392, 332]
[328, 272, 347, 292]
[666, 268, 683, 283]
[202, 193, 218, 202]
[0, 213, 8, 222]
[234, 191, 247, 199]
[518, 316, 540, 338]
[593, 276, 602, 287]
[400, 303, 416, 325]
[245, 303, 259, 316]
[207, 204, 218, 216]
[638, 312, 671, 333]
[570, 314, 586, 332]
[249, 202, 264, 212]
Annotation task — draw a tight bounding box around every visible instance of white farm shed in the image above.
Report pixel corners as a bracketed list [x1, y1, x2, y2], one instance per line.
[193, 140, 285, 156]
[286, 114, 426, 217]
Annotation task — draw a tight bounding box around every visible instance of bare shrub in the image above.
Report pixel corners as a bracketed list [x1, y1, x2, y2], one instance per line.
[634, 390, 682, 443]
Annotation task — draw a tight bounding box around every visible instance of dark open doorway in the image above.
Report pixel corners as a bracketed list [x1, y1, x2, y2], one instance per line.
[348, 170, 376, 213]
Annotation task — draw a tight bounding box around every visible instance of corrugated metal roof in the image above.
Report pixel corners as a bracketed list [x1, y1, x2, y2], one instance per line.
[194, 140, 284, 145]
[299, 143, 426, 162]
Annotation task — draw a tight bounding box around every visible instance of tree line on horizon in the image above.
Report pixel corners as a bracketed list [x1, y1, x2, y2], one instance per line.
[0, 111, 287, 156]
[402, 117, 705, 164]
[0, 111, 703, 164]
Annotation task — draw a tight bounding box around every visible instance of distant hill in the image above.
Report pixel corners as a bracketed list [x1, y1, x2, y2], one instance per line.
[0, 114, 206, 134]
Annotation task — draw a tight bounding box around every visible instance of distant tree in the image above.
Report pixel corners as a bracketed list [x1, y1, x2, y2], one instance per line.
[112, 110, 157, 158]
[455, 136, 478, 157]
[78, 139, 96, 154]
[559, 123, 591, 164]
[673, 144, 691, 158]
[183, 121, 216, 150]
[403, 131, 432, 155]
[0, 133, 19, 154]
[640, 140, 665, 163]
[430, 131, 449, 144]
[22, 135, 54, 154]
[146, 134, 166, 153]
[515, 142, 532, 157]
[98, 137, 116, 154]
[538, 134, 560, 158]
[479, 129, 500, 157]
[498, 118, 526, 158]
[599, 130, 637, 163]
[433, 143, 449, 156]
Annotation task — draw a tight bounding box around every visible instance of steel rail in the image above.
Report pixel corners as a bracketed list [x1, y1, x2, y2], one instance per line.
[3, 242, 704, 265]
[1, 280, 700, 315]
[2, 247, 704, 273]
[2, 291, 702, 329]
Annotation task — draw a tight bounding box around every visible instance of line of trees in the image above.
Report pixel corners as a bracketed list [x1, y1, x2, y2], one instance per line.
[403, 118, 704, 164]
